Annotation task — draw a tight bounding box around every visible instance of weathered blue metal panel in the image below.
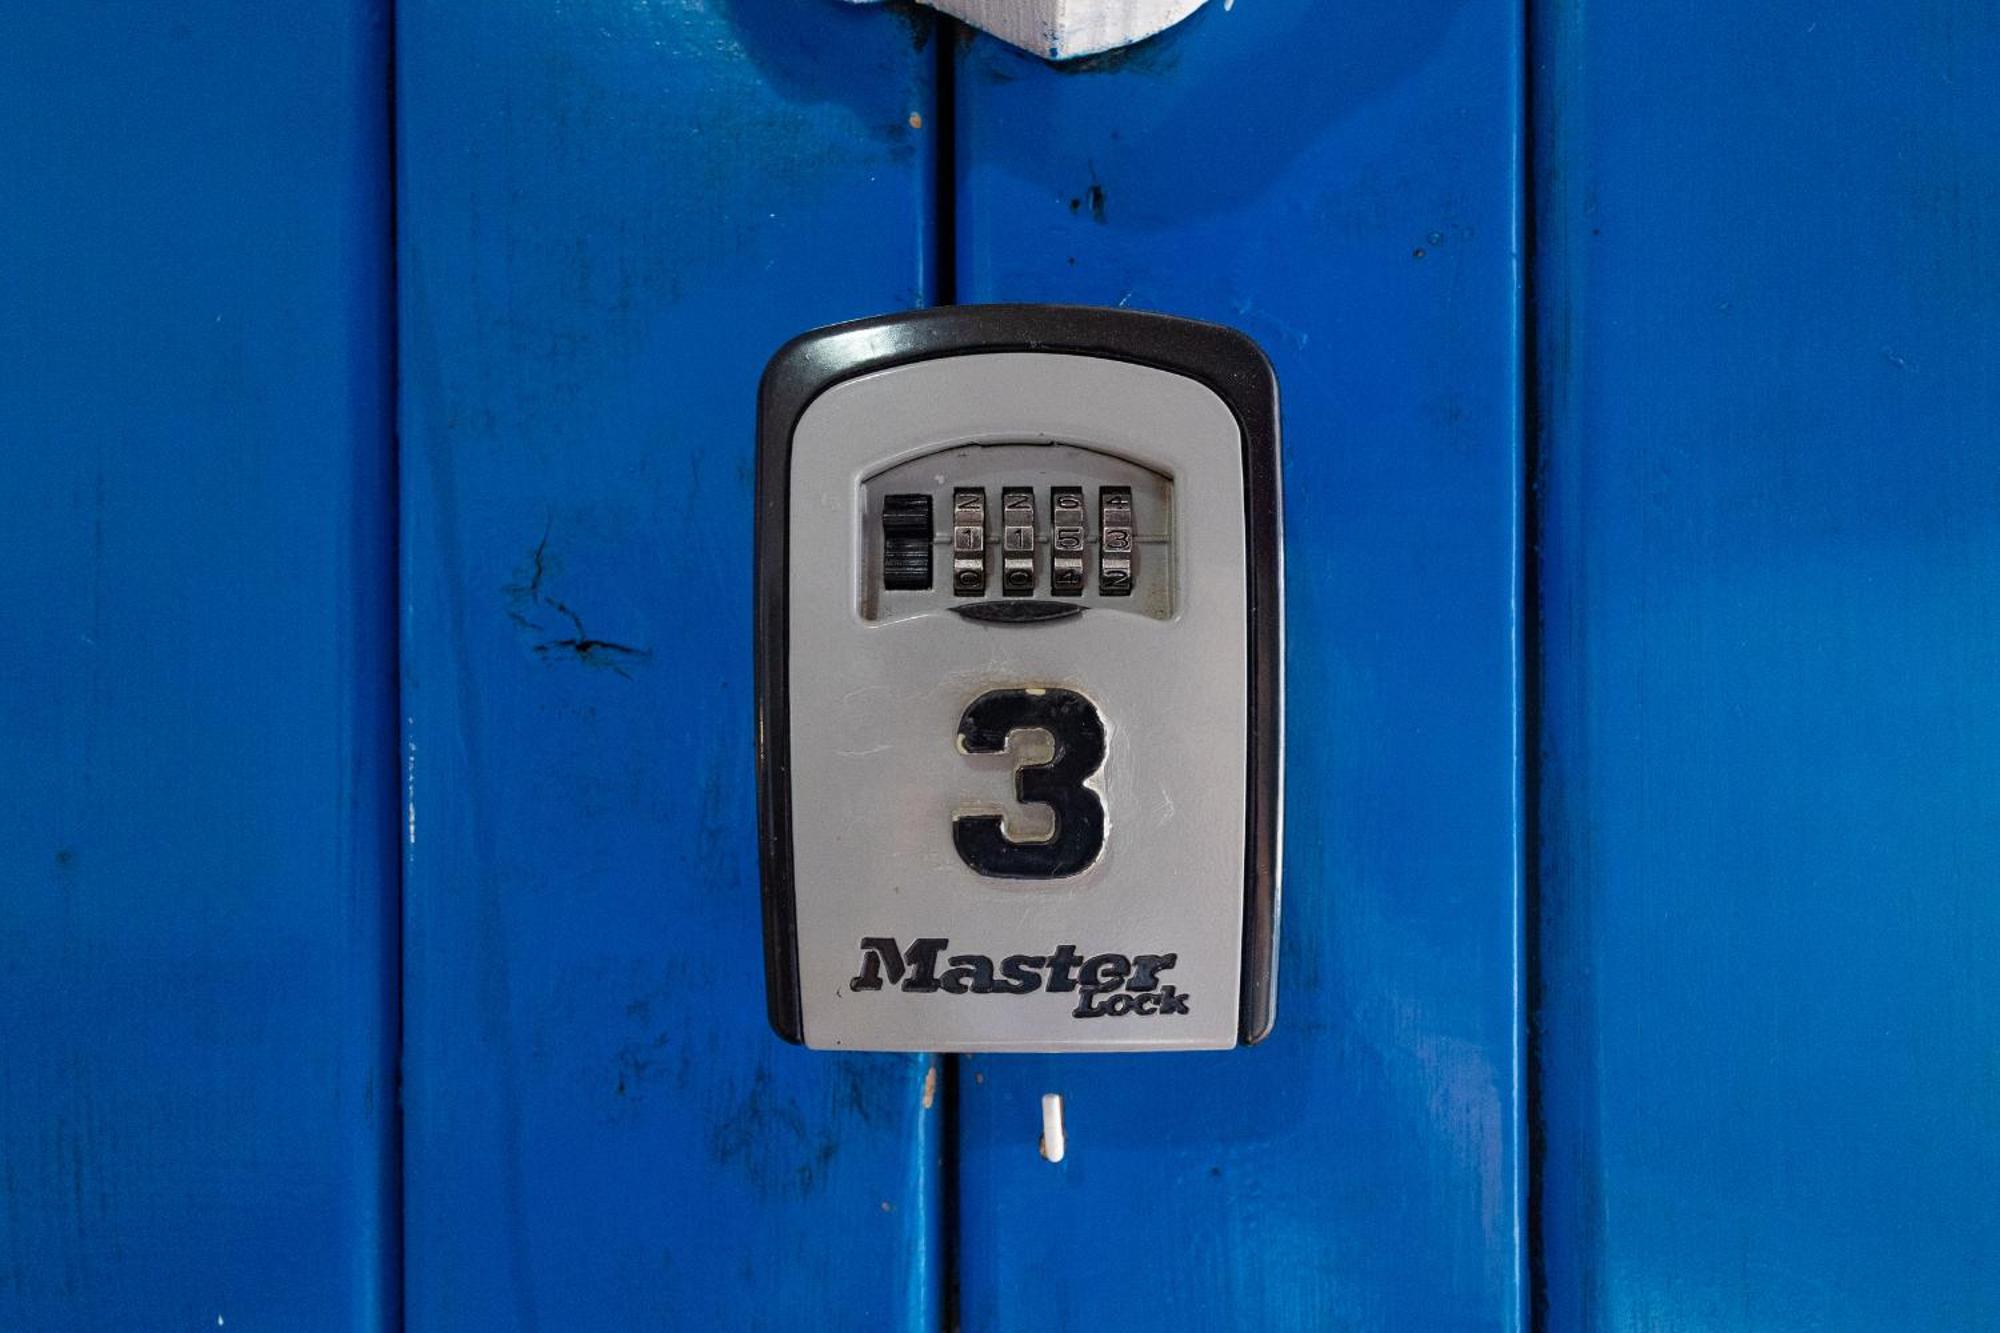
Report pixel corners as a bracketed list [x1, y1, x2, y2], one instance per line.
[951, 1, 1525, 1326]
[396, 2, 942, 1326]
[0, 5, 398, 1329]
[1533, 2, 2000, 1328]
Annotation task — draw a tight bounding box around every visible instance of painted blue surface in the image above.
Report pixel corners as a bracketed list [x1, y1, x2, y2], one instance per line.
[1533, 2, 2000, 1328]
[7, 0, 1999, 1325]
[0, 4, 398, 1329]
[952, 1, 1525, 1326]
[395, 1, 941, 1326]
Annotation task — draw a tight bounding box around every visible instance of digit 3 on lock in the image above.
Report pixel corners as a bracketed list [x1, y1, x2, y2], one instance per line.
[755, 306, 1283, 1053]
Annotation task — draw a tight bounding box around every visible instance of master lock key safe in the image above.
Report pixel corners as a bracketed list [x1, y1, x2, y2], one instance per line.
[756, 305, 1283, 1053]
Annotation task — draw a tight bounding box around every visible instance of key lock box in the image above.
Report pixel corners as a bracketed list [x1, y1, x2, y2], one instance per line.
[757, 306, 1282, 1051]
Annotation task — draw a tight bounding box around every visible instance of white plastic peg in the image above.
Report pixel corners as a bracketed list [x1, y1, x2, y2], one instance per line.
[1040, 1093, 1067, 1163]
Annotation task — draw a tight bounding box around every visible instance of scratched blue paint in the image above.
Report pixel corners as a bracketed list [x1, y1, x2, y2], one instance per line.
[0, 4, 397, 1328]
[1532, 3, 2000, 1328]
[396, 1, 941, 1326]
[952, 1, 1525, 1326]
[11, 0, 1997, 1323]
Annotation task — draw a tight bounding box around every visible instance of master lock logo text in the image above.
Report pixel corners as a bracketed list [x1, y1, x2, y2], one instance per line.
[849, 938, 1190, 1019]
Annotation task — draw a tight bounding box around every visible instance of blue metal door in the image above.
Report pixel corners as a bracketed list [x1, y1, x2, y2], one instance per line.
[3, 1, 1994, 1328]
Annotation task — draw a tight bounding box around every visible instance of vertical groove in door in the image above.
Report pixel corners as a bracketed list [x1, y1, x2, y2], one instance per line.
[934, 24, 960, 312]
[385, 0, 409, 1325]
[1520, 1, 1551, 1328]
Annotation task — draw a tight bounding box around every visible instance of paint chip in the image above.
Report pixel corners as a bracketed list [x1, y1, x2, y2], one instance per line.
[922, 1063, 937, 1109]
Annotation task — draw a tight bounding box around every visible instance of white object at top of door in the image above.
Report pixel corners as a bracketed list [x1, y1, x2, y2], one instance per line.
[844, 0, 1210, 61]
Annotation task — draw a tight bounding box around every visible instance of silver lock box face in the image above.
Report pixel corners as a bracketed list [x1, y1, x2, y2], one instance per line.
[756, 306, 1282, 1052]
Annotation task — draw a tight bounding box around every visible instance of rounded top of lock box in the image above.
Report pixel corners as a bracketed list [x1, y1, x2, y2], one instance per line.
[758, 304, 1278, 457]
[754, 304, 1284, 1052]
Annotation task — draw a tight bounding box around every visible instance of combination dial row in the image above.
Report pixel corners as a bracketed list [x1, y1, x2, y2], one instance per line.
[881, 486, 1135, 598]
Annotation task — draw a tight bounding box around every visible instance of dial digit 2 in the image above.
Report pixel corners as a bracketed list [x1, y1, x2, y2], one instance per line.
[953, 688, 1106, 879]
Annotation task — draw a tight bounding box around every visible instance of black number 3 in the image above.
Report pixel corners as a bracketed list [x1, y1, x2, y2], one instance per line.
[953, 688, 1107, 880]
